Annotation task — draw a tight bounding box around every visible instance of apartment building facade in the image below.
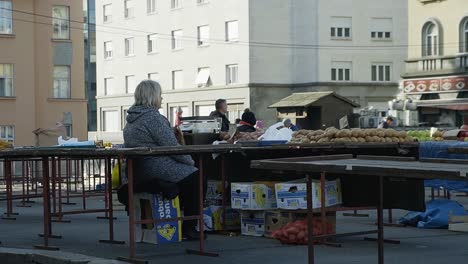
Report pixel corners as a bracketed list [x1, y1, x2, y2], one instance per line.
[95, 0, 407, 142]
[401, 0, 468, 127]
[0, 0, 87, 146]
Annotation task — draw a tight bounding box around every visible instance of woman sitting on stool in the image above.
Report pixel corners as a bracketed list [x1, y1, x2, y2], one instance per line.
[123, 80, 201, 240]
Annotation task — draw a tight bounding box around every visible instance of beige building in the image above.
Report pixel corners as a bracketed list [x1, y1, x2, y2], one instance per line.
[0, 0, 87, 146]
[401, 0, 468, 127]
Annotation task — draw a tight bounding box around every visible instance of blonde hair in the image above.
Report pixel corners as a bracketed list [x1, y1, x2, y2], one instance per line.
[134, 80, 162, 108]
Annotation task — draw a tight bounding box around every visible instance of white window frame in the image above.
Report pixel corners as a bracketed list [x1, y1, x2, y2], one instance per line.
[122, 107, 130, 129]
[195, 105, 213, 116]
[196, 67, 211, 87]
[0, 125, 14, 143]
[371, 63, 392, 82]
[197, 25, 209, 46]
[171, 0, 181, 9]
[226, 20, 239, 42]
[461, 18, 468, 53]
[331, 62, 351, 82]
[103, 4, 112, 23]
[102, 110, 119, 132]
[371, 31, 391, 40]
[52, 6, 70, 39]
[172, 30, 183, 50]
[148, 72, 159, 81]
[0, 64, 13, 97]
[104, 41, 113, 59]
[125, 75, 136, 93]
[147, 34, 158, 53]
[124, 0, 134, 19]
[424, 22, 439, 57]
[330, 27, 351, 39]
[0, 0, 13, 34]
[147, 0, 156, 14]
[172, 70, 183, 90]
[226, 64, 239, 85]
[104, 77, 114, 95]
[53, 66, 71, 99]
[227, 103, 244, 124]
[124, 37, 134, 56]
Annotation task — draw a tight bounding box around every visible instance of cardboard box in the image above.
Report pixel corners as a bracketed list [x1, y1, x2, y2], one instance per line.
[205, 180, 227, 206]
[133, 193, 182, 244]
[265, 211, 337, 238]
[231, 182, 277, 210]
[275, 180, 342, 210]
[197, 206, 241, 232]
[240, 211, 265, 237]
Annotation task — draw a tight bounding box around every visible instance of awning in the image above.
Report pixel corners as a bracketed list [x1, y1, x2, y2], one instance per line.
[416, 99, 468, 110]
[269, 91, 359, 108]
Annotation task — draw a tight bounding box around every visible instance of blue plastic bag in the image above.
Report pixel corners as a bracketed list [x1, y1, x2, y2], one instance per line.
[400, 199, 468, 228]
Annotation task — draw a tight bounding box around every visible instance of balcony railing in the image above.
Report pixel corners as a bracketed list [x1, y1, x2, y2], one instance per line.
[404, 54, 468, 77]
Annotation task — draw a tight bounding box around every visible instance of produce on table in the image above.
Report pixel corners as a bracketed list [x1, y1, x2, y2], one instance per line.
[233, 131, 264, 142]
[0, 140, 13, 150]
[406, 130, 444, 142]
[271, 219, 334, 245]
[289, 128, 413, 144]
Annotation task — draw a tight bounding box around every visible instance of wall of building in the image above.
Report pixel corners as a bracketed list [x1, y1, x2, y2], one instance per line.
[408, 0, 468, 59]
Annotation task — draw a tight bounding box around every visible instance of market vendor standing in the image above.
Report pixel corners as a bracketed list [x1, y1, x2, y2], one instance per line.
[378, 117, 394, 129]
[237, 109, 257, 133]
[283, 119, 300, 131]
[210, 99, 230, 132]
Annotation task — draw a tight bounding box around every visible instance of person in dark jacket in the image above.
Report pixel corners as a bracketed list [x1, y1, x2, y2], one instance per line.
[378, 117, 394, 129]
[237, 109, 257, 133]
[123, 80, 201, 240]
[209, 99, 230, 132]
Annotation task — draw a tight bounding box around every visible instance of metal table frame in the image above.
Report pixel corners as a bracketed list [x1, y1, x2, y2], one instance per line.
[251, 154, 468, 264]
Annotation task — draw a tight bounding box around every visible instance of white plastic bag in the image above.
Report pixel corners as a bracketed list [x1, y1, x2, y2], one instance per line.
[260, 122, 293, 141]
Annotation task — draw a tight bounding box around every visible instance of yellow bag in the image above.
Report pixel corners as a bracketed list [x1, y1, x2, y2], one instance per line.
[111, 162, 121, 189]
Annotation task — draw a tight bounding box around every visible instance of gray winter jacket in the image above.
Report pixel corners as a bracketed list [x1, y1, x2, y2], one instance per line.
[123, 105, 197, 183]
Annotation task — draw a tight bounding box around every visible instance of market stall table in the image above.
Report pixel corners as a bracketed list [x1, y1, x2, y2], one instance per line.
[251, 154, 468, 264]
[0, 145, 240, 263]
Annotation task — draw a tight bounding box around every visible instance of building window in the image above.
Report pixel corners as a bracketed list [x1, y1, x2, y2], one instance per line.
[172, 30, 183, 50]
[124, 38, 134, 56]
[331, 62, 351, 81]
[197, 25, 209, 46]
[0, 0, 13, 34]
[172, 70, 183, 90]
[103, 4, 112, 23]
[171, 0, 181, 9]
[52, 6, 70, 39]
[196, 105, 212, 116]
[330, 17, 351, 39]
[124, 0, 134, 18]
[65, 124, 72, 137]
[104, 77, 114, 95]
[0, 64, 13, 97]
[147, 0, 156, 14]
[370, 18, 392, 40]
[147, 34, 158, 53]
[226, 64, 238, 85]
[125, 75, 136, 93]
[196, 67, 211, 87]
[423, 22, 440, 56]
[371, 64, 391, 82]
[53, 66, 70, 98]
[0, 126, 14, 142]
[104, 41, 113, 59]
[226, 20, 239, 42]
[170, 106, 188, 126]
[148, 72, 159, 81]
[227, 104, 244, 123]
[102, 110, 119, 132]
[460, 17, 468, 53]
[122, 108, 129, 129]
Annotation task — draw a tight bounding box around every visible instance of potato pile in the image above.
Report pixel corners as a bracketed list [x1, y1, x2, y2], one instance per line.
[289, 127, 413, 144]
[234, 131, 264, 142]
[272, 219, 334, 245]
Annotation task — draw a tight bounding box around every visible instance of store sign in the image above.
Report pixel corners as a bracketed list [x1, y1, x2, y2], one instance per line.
[403, 76, 468, 94]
